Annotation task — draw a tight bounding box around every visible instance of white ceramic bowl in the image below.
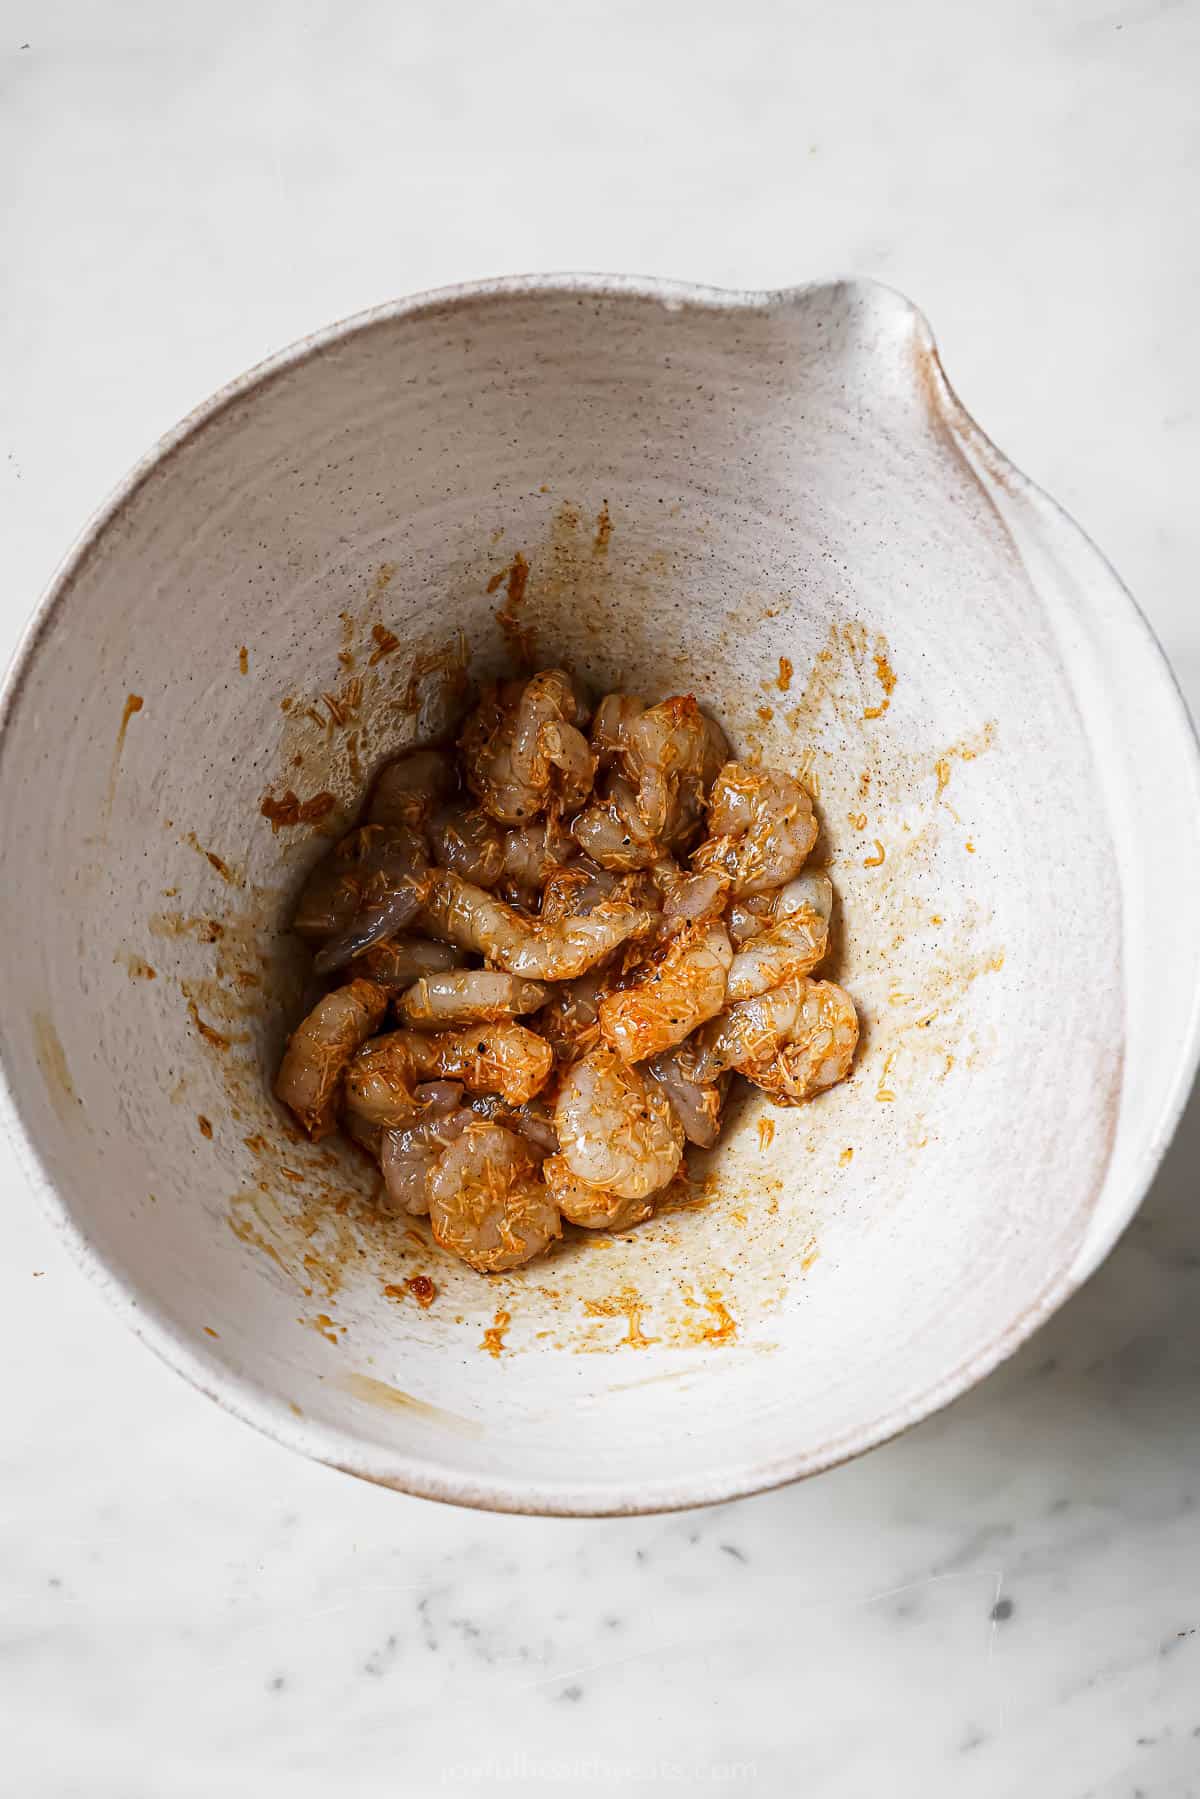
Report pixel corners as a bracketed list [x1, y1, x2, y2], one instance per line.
[2, 276, 1198, 1515]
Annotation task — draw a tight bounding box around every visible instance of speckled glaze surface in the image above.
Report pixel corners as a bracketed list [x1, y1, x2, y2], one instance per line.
[1, 276, 1197, 1515]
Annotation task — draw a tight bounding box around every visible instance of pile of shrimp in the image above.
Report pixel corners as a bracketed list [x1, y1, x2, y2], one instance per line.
[275, 669, 859, 1273]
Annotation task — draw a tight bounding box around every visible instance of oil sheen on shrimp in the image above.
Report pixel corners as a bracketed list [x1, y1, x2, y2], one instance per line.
[291, 835, 366, 944]
[350, 934, 466, 987]
[570, 775, 662, 871]
[534, 964, 613, 1062]
[422, 871, 655, 980]
[692, 762, 818, 896]
[342, 1032, 424, 1127]
[275, 662, 861, 1277]
[427, 1120, 562, 1272]
[500, 814, 576, 901]
[651, 856, 729, 926]
[645, 1043, 731, 1147]
[510, 669, 595, 813]
[589, 692, 645, 769]
[458, 679, 541, 824]
[404, 1020, 554, 1106]
[379, 1085, 470, 1216]
[427, 800, 505, 888]
[396, 971, 549, 1029]
[275, 979, 388, 1139]
[599, 921, 733, 1064]
[312, 824, 432, 974]
[726, 895, 775, 945]
[542, 1154, 656, 1231]
[554, 1044, 683, 1199]
[292, 823, 424, 945]
[368, 749, 457, 829]
[461, 672, 593, 824]
[623, 693, 729, 844]
[538, 859, 654, 923]
[466, 1093, 559, 1156]
[725, 870, 833, 1002]
[698, 976, 858, 1103]
[346, 1020, 553, 1120]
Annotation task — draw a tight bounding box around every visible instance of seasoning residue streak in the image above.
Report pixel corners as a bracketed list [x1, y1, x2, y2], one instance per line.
[32, 1014, 80, 1125]
[481, 1307, 511, 1358]
[341, 1372, 483, 1436]
[104, 692, 144, 818]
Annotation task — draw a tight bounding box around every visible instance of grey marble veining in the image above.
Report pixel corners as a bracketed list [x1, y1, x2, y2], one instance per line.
[4, 1125, 1200, 1793]
[2, 0, 1199, 1793]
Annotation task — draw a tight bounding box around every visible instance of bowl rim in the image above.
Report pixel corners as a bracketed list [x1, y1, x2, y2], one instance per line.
[3, 270, 1199, 1516]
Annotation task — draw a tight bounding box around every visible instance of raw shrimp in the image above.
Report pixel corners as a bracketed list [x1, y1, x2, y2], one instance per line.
[427, 1121, 562, 1272]
[500, 814, 576, 900]
[692, 763, 818, 896]
[351, 935, 466, 987]
[467, 1093, 559, 1155]
[645, 1044, 731, 1148]
[422, 871, 655, 980]
[599, 921, 733, 1064]
[368, 749, 456, 829]
[411, 1079, 466, 1112]
[343, 1032, 424, 1127]
[380, 1084, 470, 1216]
[510, 669, 595, 812]
[427, 801, 505, 889]
[624, 694, 729, 844]
[590, 692, 645, 769]
[542, 1154, 655, 1231]
[274, 662, 861, 1277]
[275, 979, 388, 1138]
[538, 864, 609, 923]
[696, 976, 858, 1103]
[571, 695, 726, 865]
[291, 837, 365, 944]
[292, 824, 420, 945]
[726, 896, 775, 946]
[312, 825, 432, 974]
[651, 856, 729, 926]
[534, 964, 612, 1062]
[538, 859, 655, 922]
[381, 1117, 467, 1216]
[346, 1019, 552, 1120]
[342, 1106, 384, 1163]
[611, 868, 663, 913]
[458, 679, 541, 824]
[725, 871, 833, 1002]
[461, 672, 593, 824]
[554, 1045, 683, 1199]
[570, 776, 661, 870]
[405, 1020, 554, 1105]
[396, 971, 549, 1029]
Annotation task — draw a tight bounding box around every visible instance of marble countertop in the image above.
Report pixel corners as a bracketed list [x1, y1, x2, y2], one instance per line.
[3, 2, 1199, 1793]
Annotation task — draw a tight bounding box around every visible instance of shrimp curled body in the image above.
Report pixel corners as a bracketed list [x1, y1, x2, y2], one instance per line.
[542, 1154, 656, 1232]
[599, 921, 732, 1064]
[554, 1045, 683, 1199]
[692, 763, 818, 896]
[275, 979, 387, 1139]
[645, 1044, 731, 1147]
[345, 1020, 552, 1124]
[428, 1121, 562, 1272]
[380, 1085, 470, 1216]
[698, 976, 858, 1104]
[725, 871, 833, 1002]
